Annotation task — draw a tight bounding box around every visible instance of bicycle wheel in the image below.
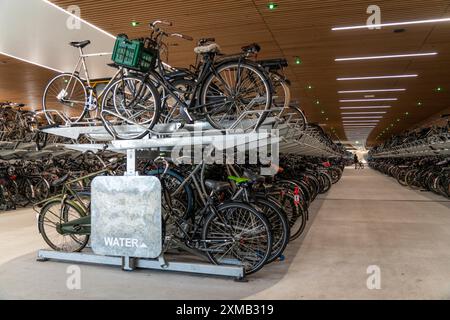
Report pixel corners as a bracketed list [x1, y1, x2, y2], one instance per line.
[279, 191, 307, 241]
[160, 78, 196, 124]
[202, 202, 272, 275]
[38, 201, 89, 252]
[30, 177, 50, 203]
[200, 61, 272, 132]
[42, 73, 88, 124]
[253, 196, 289, 263]
[318, 172, 332, 194]
[101, 76, 161, 140]
[145, 168, 194, 218]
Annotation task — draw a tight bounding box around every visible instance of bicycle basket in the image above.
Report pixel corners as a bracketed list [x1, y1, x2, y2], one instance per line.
[112, 36, 157, 73]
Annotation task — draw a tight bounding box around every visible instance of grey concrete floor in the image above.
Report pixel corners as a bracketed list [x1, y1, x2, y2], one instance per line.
[0, 168, 449, 300]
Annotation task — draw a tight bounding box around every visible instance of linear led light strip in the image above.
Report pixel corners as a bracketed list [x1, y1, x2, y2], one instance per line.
[341, 112, 387, 115]
[340, 106, 391, 109]
[335, 52, 437, 61]
[338, 75, 418, 81]
[343, 121, 380, 123]
[2, 1, 173, 73]
[343, 116, 383, 119]
[41, 0, 116, 38]
[343, 123, 379, 126]
[340, 98, 397, 102]
[0, 50, 63, 73]
[332, 17, 450, 31]
[344, 125, 377, 127]
[338, 89, 406, 94]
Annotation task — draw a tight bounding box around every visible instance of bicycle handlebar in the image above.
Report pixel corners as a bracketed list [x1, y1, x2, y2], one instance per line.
[170, 33, 193, 41]
[150, 20, 173, 28]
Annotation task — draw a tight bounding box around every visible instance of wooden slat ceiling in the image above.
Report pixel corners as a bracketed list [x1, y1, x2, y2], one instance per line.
[1, 0, 450, 145]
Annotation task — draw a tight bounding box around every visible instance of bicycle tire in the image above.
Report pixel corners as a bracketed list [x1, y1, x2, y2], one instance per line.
[202, 201, 272, 275]
[42, 73, 88, 124]
[200, 60, 272, 132]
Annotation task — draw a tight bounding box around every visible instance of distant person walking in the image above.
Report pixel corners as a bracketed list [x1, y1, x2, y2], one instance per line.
[354, 154, 358, 169]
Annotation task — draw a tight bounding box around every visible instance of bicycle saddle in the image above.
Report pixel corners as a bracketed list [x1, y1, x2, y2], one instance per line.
[107, 62, 119, 69]
[194, 43, 221, 54]
[241, 43, 261, 54]
[204, 180, 231, 192]
[242, 170, 266, 184]
[69, 40, 91, 48]
[51, 173, 70, 187]
[257, 58, 288, 70]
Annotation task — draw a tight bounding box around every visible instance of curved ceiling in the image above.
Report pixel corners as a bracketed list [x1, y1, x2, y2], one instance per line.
[0, 0, 449, 146]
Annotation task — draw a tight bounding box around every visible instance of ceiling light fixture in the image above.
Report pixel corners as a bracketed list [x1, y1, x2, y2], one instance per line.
[340, 106, 391, 109]
[337, 74, 418, 81]
[0, 50, 63, 73]
[343, 120, 380, 123]
[332, 17, 450, 31]
[335, 52, 437, 61]
[342, 116, 383, 119]
[340, 98, 397, 102]
[42, 0, 116, 39]
[341, 112, 387, 115]
[267, 2, 278, 10]
[338, 89, 406, 94]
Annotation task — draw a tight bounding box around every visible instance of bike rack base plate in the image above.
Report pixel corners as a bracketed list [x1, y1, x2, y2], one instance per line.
[36, 250, 245, 279]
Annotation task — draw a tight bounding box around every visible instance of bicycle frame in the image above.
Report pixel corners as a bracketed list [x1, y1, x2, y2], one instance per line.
[62, 49, 124, 111]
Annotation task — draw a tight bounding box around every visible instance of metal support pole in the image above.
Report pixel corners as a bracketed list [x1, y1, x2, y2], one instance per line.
[126, 149, 137, 176]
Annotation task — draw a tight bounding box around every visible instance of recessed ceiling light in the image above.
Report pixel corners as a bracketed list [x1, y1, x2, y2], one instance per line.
[405, 112, 410, 115]
[417, 102, 423, 106]
[340, 98, 397, 102]
[338, 89, 406, 94]
[335, 52, 437, 61]
[307, 85, 313, 90]
[295, 57, 302, 65]
[131, 21, 140, 27]
[435, 87, 444, 92]
[332, 17, 450, 31]
[337, 74, 418, 81]
[268, 2, 278, 10]
[340, 106, 391, 109]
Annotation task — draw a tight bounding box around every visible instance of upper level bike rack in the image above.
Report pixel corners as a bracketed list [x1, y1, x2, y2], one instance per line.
[39, 112, 344, 159]
[370, 133, 450, 158]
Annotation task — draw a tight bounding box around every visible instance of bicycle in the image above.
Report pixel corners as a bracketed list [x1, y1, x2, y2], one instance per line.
[102, 20, 273, 139]
[42, 39, 161, 140]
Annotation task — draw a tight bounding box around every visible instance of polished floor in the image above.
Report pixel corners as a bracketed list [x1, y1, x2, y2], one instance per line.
[0, 168, 449, 300]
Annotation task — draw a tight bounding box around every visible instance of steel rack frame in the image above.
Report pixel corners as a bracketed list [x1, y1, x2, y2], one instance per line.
[371, 134, 450, 158]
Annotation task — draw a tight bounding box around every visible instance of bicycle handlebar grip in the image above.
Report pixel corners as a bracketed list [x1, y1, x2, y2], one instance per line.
[171, 33, 193, 41]
[150, 20, 173, 27]
[181, 34, 193, 41]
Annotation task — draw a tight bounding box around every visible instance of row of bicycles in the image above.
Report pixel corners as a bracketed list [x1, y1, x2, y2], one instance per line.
[369, 157, 450, 198]
[371, 117, 450, 156]
[36, 153, 345, 276]
[0, 146, 118, 211]
[40, 20, 307, 140]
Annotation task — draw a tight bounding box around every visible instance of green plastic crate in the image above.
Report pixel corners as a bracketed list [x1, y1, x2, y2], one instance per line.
[112, 36, 156, 73]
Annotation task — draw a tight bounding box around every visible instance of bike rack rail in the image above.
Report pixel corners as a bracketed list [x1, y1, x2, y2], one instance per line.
[370, 133, 450, 158]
